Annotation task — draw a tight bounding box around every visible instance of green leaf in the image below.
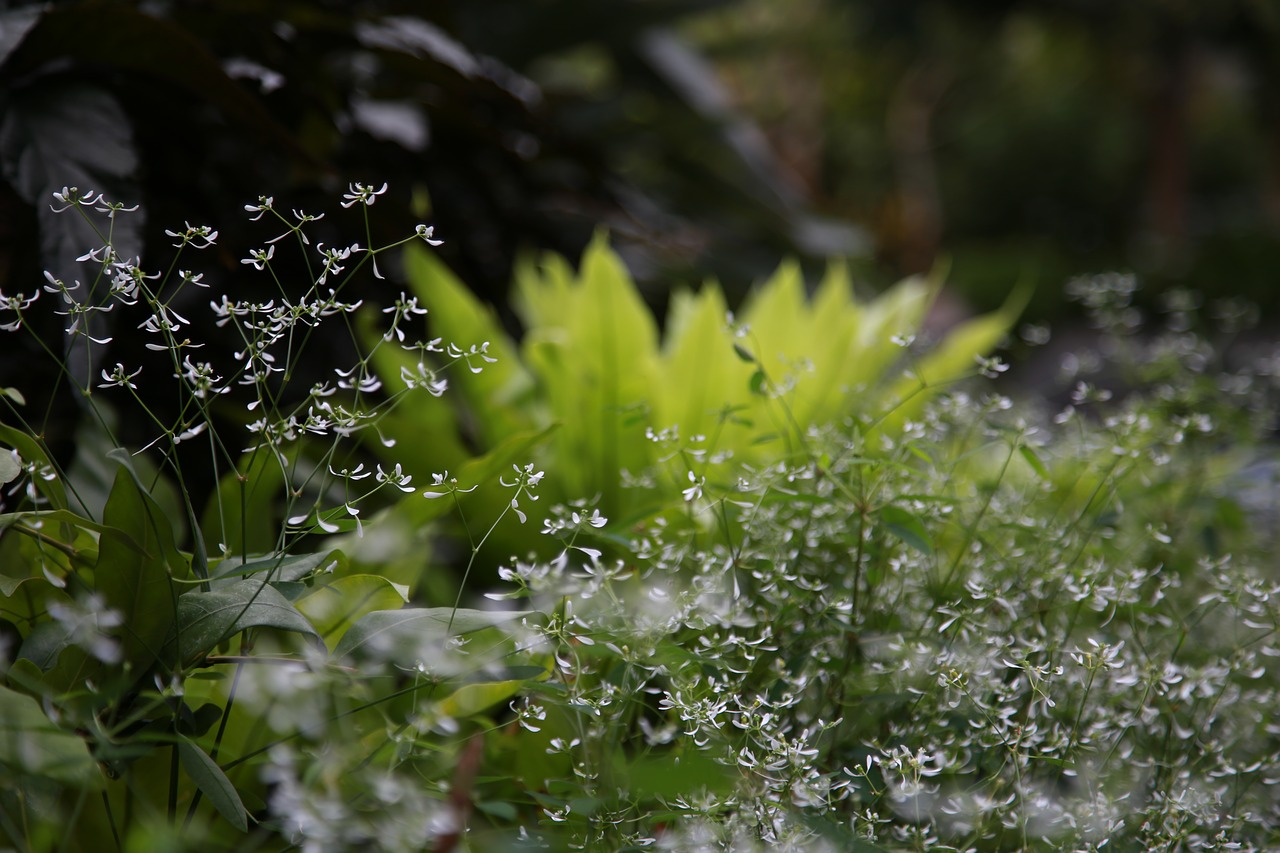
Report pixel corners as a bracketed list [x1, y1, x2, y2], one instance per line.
[296, 574, 408, 650]
[402, 243, 534, 447]
[201, 448, 286, 558]
[95, 463, 184, 676]
[656, 284, 754, 446]
[0, 684, 100, 787]
[209, 550, 344, 585]
[15, 619, 78, 672]
[436, 676, 534, 718]
[517, 231, 659, 511]
[618, 750, 735, 801]
[0, 426, 66, 511]
[177, 737, 248, 832]
[879, 504, 934, 556]
[1019, 445, 1050, 480]
[168, 579, 321, 667]
[333, 607, 535, 665]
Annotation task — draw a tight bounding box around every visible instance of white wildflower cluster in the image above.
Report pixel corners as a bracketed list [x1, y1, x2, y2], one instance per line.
[0, 185, 488, 543]
[476, 364, 1280, 850]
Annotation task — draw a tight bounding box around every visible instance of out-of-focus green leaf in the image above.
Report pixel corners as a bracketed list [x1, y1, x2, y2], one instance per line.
[616, 749, 734, 800]
[296, 574, 408, 650]
[879, 504, 934, 556]
[518, 232, 659, 510]
[402, 243, 534, 447]
[0, 684, 101, 788]
[333, 607, 534, 665]
[201, 448, 287, 559]
[0, 448, 19, 485]
[437, 676, 533, 718]
[655, 284, 752, 445]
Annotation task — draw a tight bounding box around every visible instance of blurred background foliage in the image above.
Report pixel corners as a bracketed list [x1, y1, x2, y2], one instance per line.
[688, 0, 1280, 318]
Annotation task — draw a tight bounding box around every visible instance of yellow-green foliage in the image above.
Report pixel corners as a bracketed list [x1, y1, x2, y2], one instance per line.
[381, 234, 1024, 519]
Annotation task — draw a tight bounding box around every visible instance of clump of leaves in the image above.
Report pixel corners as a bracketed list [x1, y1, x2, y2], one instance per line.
[373, 233, 1026, 531]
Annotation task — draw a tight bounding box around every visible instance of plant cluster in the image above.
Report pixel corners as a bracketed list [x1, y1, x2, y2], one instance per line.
[2, 185, 1279, 853]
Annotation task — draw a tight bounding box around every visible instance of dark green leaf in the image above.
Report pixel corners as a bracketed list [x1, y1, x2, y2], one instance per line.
[748, 369, 767, 396]
[177, 738, 248, 832]
[0, 684, 100, 788]
[96, 464, 184, 675]
[732, 342, 756, 363]
[210, 551, 344, 585]
[168, 579, 321, 667]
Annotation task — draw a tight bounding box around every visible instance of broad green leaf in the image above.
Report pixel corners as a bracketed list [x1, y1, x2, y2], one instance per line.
[167, 579, 321, 667]
[881, 283, 1028, 430]
[879, 504, 934, 556]
[333, 607, 535, 664]
[0, 684, 100, 787]
[95, 463, 184, 676]
[177, 737, 248, 832]
[201, 448, 286, 559]
[15, 619, 79, 672]
[296, 574, 408, 650]
[855, 275, 933, 393]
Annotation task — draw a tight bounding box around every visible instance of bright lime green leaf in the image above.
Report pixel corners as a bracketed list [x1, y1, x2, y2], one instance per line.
[296, 574, 408, 650]
[1019, 445, 1050, 480]
[402, 243, 533, 446]
[437, 676, 532, 718]
[656, 284, 753, 443]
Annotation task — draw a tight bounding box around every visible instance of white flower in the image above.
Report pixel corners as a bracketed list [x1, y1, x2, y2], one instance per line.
[98, 363, 142, 390]
[341, 182, 389, 208]
[241, 244, 276, 270]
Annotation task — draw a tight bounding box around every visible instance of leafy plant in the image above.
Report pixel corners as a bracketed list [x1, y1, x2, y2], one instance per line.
[373, 234, 1026, 534]
[0, 187, 546, 851]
